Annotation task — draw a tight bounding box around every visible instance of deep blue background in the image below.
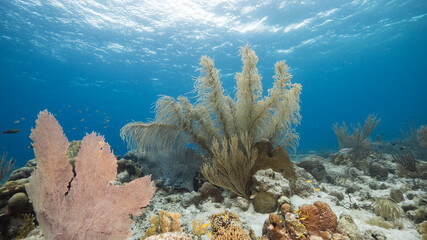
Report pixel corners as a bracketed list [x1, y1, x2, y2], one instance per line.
[1, 0, 426, 168]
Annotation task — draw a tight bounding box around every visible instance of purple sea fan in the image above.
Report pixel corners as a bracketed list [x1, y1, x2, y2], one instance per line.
[26, 110, 155, 240]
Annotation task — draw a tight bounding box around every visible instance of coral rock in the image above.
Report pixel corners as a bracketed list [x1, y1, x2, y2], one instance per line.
[250, 168, 292, 213]
[362, 229, 387, 240]
[0, 178, 29, 208]
[262, 213, 290, 240]
[296, 156, 327, 182]
[368, 163, 388, 181]
[291, 165, 319, 197]
[7, 192, 30, 215]
[337, 213, 363, 240]
[251, 139, 296, 181]
[284, 212, 308, 239]
[194, 182, 223, 205]
[210, 211, 240, 235]
[280, 203, 292, 216]
[389, 188, 405, 203]
[253, 191, 278, 213]
[117, 158, 142, 179]
[181, 192, 196, 208]
[299, 201, 337, 239]
[235, 196, 250, 211]
[8, 166, 35, 181]
[215, 225, 250, 240]
[145, 232, 193, 240]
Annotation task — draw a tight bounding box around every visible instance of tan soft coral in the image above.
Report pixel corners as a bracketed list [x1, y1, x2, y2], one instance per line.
[142, 210, 182, 239]
[192, 219, 208, 240]
[121, 44, 302, 198]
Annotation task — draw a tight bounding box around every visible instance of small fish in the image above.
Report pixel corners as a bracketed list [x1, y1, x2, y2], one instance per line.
[72, 127, 76, 130]
[68, 105, 71, 108]
[293, 209, 300, 213]
[79, 119, 85, 122]
[339, 148, 353, 154]
[200, 222, 211, 229]
[207, 231, 212, 238]
[77, 110, 82, 113]
[2, 129, 20, 134]
[104, 126, 108, 128]
[95, 110, 100, 112]
[305, 180, 312, 183]
[249, 194, 256, 199]
[224, 213, 228, 221]
[28, 143, 34, 149]
[13, 120, 20, 123]
[301, 223, 306, 228]
[300, 217, 306, 220]
[314, 188, 320, 191]
[20, 117, 25, 120]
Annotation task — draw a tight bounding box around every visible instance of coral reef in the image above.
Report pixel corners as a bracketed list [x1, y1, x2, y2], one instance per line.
[259, 202, 363, 240]
[121, 44, 302, 198]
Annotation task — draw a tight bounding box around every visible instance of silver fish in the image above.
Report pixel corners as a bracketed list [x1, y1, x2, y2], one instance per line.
[339, 148, 353, 154]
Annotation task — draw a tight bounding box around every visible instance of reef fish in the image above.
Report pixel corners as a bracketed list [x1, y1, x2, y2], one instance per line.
[2, 129, 20, 134]
[339, 148, 353, 154]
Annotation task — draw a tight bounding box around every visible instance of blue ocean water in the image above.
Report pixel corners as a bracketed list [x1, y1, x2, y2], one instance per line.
[1, 0, 426, 168]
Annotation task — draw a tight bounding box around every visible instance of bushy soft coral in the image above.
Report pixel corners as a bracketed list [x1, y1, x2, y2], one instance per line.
[142, 210, 182, 239]
[121, 45, 302, 198]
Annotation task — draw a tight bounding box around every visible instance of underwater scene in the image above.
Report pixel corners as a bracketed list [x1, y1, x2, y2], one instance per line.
[0, 0, 426, 239]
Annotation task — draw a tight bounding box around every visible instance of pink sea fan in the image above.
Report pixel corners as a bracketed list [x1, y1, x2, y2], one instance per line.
[26, 110, 155, 240]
